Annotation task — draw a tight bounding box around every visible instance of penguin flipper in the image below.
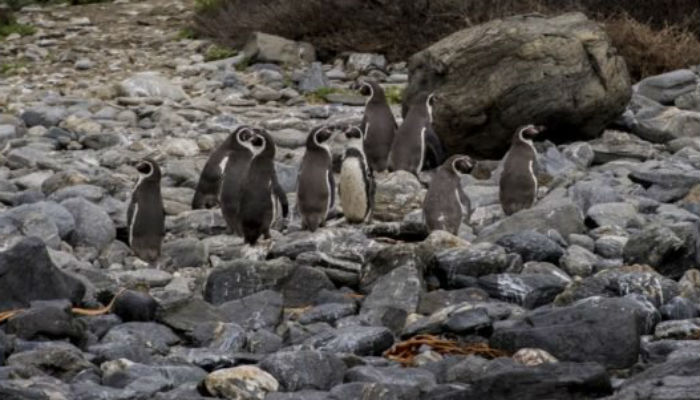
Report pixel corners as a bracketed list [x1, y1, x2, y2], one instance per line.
[272, 176, 289, 218]
[327, 169, 336, 213]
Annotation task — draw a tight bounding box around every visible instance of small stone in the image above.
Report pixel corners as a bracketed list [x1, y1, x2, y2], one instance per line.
[75, 58, 94, 70]
[204, 365, 279, 400]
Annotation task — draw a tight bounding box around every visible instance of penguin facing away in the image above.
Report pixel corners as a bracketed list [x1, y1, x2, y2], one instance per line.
[297, 125, 336, 232]
[357, 80, 397, 172]
[423, 155, 474, 235]
[389, 92, 446, 175]
[192, 126, 255, 209]
[219, 126, 258, 235]
[127, 158, 165, 262]
[339, 125, 375, 223]
[499, 124, 545, 216]
[238, 129, 289, 245]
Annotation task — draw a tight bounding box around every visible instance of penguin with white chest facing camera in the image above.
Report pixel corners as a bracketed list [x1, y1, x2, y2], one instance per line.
[127, 158, 165, 262]
[219, 126, 259, 235]
[339, 125, 375, 223]
[423, 155, 474, 235]
[499, 124, 545, 216]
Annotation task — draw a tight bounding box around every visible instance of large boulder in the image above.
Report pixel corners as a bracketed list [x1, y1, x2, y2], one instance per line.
[404, 12, 631, 158]
[0, 237, 85, 311]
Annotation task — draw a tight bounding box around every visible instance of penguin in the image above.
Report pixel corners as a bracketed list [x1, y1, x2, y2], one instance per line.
[192, 126, 255, 209]
[238, 129, 289, 245]
[297, 125, 336, 231]
[219, 126, 258, 235]
[339, 125, 375, 223]
[356, 80, 397, 172]
[389, 92, 445, 175]
[499, 124, 545, 216]
[127, 158, 165, 262]
[423, 155, 474, 235]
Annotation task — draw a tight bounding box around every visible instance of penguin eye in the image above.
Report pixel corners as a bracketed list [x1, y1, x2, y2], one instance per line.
[316, 130, 331, 143]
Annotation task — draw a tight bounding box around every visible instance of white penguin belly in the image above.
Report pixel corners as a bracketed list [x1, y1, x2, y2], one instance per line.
[339, 158, 368, 222]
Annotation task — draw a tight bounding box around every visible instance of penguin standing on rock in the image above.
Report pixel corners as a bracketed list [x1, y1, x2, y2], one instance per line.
[219, 126, 259, 235]
[423, 155, 474, 235]
[238, 129, 289, 245]
[297, 125, 336, 231]
[499, 124, 545, 216]
[389, 92, 445, 175]
[192, 126, 255, 210]
[356, 80, 396, 172]
[339, 125, 375, 223]
[127, 158, 165, 262]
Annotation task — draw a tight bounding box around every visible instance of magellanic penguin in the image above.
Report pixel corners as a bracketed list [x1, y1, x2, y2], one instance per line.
[388, 92, 446, 175]
[297, 125, 336, 232]
[219, 126, 258, 235]
[499, 124, 545, 216]
[127, 158, 165, 262]
[423, 155, 474, 235]
[356, 80, 397, 172]
[238, 129, 289, 245]
[339, 125, 375, 223]
[192, 126, 255, 209]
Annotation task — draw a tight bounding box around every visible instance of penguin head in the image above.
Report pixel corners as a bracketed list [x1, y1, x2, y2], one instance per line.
[236, 126, 255, 144]
[344, 125, 363, 140]
[251, 128, 275, 159]
[450, 155, 474, 175]
[135, 158, 160, 181]
[517, 124, 545, 142]
[309, 125, 336, 151]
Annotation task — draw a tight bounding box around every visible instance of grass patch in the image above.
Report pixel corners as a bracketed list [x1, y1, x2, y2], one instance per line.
[177, 27, 198, 40]
[0, 21, 35, 39]
[384, 85, 404, 105]
[204, 44, 237, 61]
[0, 60, 28, 76]
[304, 87, 350, 104]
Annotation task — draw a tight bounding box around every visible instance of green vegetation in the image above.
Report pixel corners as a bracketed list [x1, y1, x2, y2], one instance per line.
[177, 27, 198, 40]
[0, 8, 35, 40]
[0, 60, 28, 76]
[304, 87, 349, 104]
[194, 0, 219, 12]
[204, 44, 237, 61]
[384, 85, 404, 105]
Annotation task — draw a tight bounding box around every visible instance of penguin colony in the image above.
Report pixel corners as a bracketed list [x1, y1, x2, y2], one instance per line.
[127, 80, 544, 261]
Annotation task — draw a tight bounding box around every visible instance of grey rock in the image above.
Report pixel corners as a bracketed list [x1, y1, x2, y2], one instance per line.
[101, 322, 179, 356]
[112, 290, 158, 322]
[281, 265, 335, 307]
[330, 382, 411, 400]
[361, 265, 422, 314]
[373, 171, 426, 221]
[495, 230, 564, 263]
[204, 365, 279, 399]
[160, 298, 223, 334]
[607, 356, 700, 400]
[304, 326, 394, 356]
[298, 302, 357, 325]
[218, 290, 283, 330]
[477, 198, 585, 243]
[161, 238, 208, 269]
[637, 69, 698, 104]
[299, 62, 330, 93]
[595, 235, 628, 259]
[5, 300, 86, 346]
[478, 273, 568, 309]
[623, 224, 685, 276]
[659, 296, 698, 320]
[559, 245, 600, 277]
[0, 237, 85, 310]
[49, 184, 104, 203]
[204, 259, 294, 304]
[404, 13, 630, 158]
[259, 350, 345, 391]
[344, 366, 436, 392]
[21, 106, 67, 127]
[117, 72, 187, 101]
[243, 32, 315, 65]
[555, 265, 678, 310]
[101, 359, 206, 391]
[346, 53, 387, 72]
[586, 202, 642, 228]
[434, 243, 518, 287]
[562, 142, 595, 169]
[417, 288, 489, 315]
[590, 129, 658, 162]
[61, 197, 115, 251]
[491, 296, 647, 368]
[444, 307, 492, 335]
[165, 209, 228, 236]
[654, 319, 700, 340]
[7, 342, 95, 381]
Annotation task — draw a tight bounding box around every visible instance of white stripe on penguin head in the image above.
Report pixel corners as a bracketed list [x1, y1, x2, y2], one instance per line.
[426, 93, 435, 123]
[362, 81, 374, 107]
